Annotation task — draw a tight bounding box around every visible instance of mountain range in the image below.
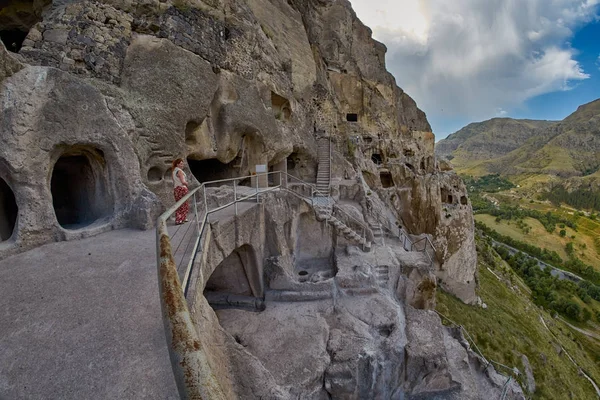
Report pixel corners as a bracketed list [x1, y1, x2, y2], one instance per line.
[436, 98, 600, 190]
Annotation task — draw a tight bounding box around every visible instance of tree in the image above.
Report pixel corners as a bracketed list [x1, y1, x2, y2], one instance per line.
[565, 242, 574, 256]
[559, 229, 566, 237]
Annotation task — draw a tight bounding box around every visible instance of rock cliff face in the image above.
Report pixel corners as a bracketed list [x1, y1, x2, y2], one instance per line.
[0, 0, 478, 303]
[0, 0, 495, 397]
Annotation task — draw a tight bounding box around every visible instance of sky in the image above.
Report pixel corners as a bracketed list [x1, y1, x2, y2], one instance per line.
[349, 0, 600, 140]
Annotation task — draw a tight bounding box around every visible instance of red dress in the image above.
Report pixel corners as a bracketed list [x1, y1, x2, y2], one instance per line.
[173, 168, 189, 224]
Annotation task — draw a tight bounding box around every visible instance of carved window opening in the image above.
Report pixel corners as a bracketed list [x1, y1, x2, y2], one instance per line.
[271, 92, 291, 121]
[0, 177, 18, 242]
[346, 113, 358, 122]
[362, 136, 373, 144]
[147, 166, 163, 182]
[371, 153, 382, 165]
[440, 188, 454, 204]
[460, 196, 468, 205]
[50, 148, 113, 229]
[380, 171, 395, 188]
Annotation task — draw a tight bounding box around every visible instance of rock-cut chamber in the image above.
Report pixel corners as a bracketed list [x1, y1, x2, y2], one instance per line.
[50, 149, 113, 229]
[0, 177, 18, 241]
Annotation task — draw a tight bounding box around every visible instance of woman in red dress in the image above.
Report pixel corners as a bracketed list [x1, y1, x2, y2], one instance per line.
[172, 158, 189, 224]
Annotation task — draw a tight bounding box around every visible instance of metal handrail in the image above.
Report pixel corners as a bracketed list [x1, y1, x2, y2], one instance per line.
[328, 135, 332, 194]
[331, 203, 370, 239]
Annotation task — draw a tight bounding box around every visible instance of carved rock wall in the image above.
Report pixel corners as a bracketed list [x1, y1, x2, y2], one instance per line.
[0, 0, 476, 299]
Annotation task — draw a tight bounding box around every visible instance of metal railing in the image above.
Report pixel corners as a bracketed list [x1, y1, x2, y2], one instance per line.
[368, 206, 437, 267]
[330, 203, 371, 248]
[410, 236, 436, 267]
[156, 169, 437, 398]
[157, 170, 334, 399]
[434, 310, 521, 399]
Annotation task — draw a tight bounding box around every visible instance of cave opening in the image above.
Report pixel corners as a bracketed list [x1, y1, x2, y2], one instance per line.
[204, 244, 264, 311]
[371, 153, 382, 165]
[187, 157, 241, 183]
[50, 149, 113, 229]
[0, 30, 28, 53]
[0, 0, 50, 53]
[346, 113, 358, 122]
[460, 196, 468, 205]
[0, 177, 18, 242]
[380, 171, 395, 188]
[271, 92, 291, 121]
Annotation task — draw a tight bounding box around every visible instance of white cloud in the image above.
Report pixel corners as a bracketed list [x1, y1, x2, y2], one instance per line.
[349, 0, 598, 127]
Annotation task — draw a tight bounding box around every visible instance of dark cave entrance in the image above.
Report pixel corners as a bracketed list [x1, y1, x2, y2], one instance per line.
[0, 30, 28, 52]
[371, 153, 382, 165]
[50, 149, 113, 229]
[187, 157, 242, 184]
[0, 0, 50, 53]
[0, 177, 18, 241]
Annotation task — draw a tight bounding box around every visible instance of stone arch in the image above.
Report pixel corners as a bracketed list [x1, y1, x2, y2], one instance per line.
[0, 177, 18, 242]
[50, 146, 114, 229]
[204, 244, 261, 299]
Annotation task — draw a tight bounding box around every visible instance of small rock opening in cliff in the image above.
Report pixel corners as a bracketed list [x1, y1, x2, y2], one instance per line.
[0, 30, 28, 52]
[346, 113, 358, 122]
[0, 0, 50, 53]
[460, 196, 468, 205]
[204, 244, 264, 311]
[441, 188, 453, 204]
[187, 157, 241, 183]
[0, 177, 18, 241]
[371, 153, 382, 165]
[380, 171, 394, 188]
[50, 148, 113, 229]
[271, 92, 291, 121]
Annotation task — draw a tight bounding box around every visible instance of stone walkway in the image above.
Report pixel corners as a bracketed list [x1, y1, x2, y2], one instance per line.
[0, 229, 178, 400]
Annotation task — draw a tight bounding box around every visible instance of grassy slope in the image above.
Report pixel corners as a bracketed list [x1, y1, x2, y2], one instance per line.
[436, 243, 600, 399]
[474, 214, 600, 267]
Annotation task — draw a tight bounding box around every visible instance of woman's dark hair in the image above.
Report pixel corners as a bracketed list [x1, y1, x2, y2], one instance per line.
[172, 158, 184, 170]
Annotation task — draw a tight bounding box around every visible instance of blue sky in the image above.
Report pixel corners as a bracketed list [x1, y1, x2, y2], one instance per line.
[349, 0, 600, 140]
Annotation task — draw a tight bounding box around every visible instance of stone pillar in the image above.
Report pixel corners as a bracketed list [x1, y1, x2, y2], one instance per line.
[271, 159, 287, 187]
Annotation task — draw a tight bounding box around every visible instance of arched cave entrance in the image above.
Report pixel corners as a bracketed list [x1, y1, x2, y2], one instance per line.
[204, 244, 264, 311]
[0, 0, 50, 53]
[0, 177, 18, 241]
[50, 148, 113, 229]
[187, 157, 242, 183]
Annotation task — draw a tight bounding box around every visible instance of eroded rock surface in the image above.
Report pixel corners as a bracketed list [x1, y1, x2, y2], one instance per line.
[0, 0, 500, 398]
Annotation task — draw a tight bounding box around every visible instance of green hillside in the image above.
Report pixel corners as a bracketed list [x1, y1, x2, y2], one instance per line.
[436, 99, 600, 191]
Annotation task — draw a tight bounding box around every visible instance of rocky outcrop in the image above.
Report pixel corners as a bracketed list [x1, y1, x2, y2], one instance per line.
[0, 0, 478, 305]
[184, 191, 523, 399]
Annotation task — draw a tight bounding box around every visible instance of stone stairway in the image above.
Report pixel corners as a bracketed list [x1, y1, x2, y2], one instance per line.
[313, 201, 371, 252]
[316, 136, 331, 195]
[368, 218, 384, 246]
[375, 265, 389, 288]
